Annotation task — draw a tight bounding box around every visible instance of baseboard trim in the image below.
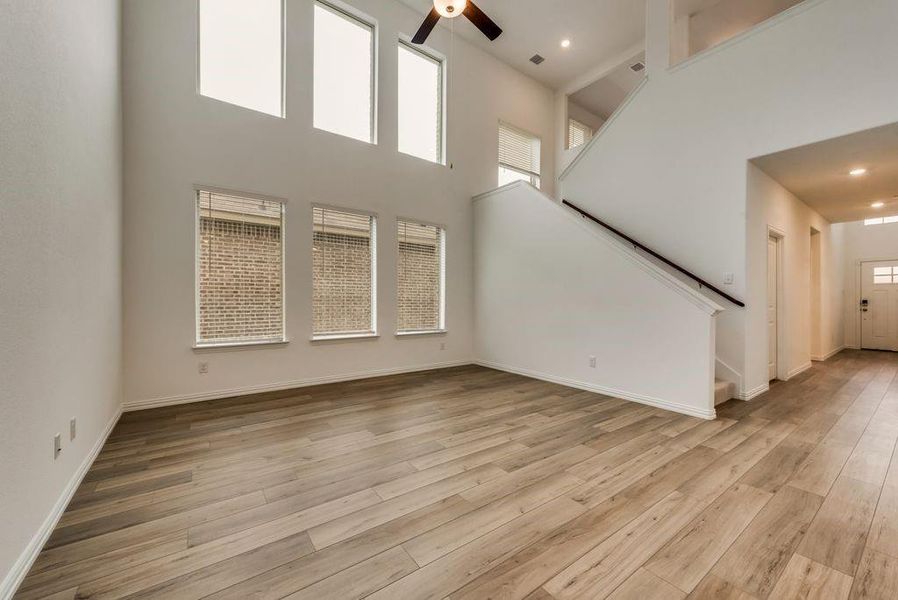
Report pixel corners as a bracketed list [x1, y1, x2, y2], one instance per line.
[786, 362, 813, 380]
[1, 406, 122, 600]
[738, 383, 769, 401]
[811, 345, 846, 362]
[475, 360, 715, 420]
[123, 361, 473, 411]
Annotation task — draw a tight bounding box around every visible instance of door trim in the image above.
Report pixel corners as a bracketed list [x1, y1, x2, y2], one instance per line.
[767, 226, 785, 381]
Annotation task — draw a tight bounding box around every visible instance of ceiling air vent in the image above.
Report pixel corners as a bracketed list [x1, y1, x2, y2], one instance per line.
[630, 61, 646, 72]
[530, 54, 545, 65]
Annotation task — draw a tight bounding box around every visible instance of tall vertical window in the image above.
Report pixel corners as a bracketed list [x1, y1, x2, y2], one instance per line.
[397, 220, 445, 333]
[312, 207, 376, 337]
[197, 190, 285, 345]
[314, 1, 376, 143]
[398, 41, 444, 164]
[498, 122, 541, 188]
[199, 0, 284, 117]
[568, 118, 593, 149]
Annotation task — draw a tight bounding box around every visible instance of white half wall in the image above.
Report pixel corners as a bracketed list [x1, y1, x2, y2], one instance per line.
[835, 220, 898, 349]
[121, 0, 556, 408]
[0, 0, 123, 594]
[559, 0, 898, 393]
[474, 183, 722, 419]
[745, 164, 843, 395]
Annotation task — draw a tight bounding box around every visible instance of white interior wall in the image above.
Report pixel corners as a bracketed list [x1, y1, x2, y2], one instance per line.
[561, 0, 898, 396]
[0, 0, 122, 593]
[121, 0, 556, 408]
[835, 220, 898, 349]
[745, 164, 843, 396]
[474, 183, 721, 419]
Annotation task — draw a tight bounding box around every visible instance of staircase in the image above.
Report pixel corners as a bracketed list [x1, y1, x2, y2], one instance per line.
[715, 379, 736, 406]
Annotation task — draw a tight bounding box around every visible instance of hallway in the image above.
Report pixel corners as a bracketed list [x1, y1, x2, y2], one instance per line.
[14, 350, 898, 599]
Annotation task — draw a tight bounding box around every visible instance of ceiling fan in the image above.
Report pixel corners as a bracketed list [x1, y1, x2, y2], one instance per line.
[411, 0, 503, 45]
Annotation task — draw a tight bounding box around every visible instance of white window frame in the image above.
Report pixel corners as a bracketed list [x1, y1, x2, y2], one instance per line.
[567, 118, 593, 149]
[498, 121, 542, 189]
[865, 216, 898, 226]
[196, 0, 287, 118]
[311, 203, 379, 341]
[194, 185, 288, 349]
[313, 0, 379, 144]
[397, 38, 447, 165]
[395, 217, 447, 336]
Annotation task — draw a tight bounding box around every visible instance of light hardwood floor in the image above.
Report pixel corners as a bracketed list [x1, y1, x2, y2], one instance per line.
[15, 350, 898, 599]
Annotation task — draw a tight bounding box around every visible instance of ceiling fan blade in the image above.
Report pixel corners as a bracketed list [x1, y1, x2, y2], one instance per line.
[462, 1, 502, 41]
[411, 7, 441, 44]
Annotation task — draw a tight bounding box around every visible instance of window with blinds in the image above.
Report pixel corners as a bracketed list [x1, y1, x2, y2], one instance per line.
[313, 1, 376, 143]
[312, 207, 376, 337]
[398, 42, 444, 164]
[198, 0, 284, 117]
[196, 190, 285, 345]
[498, 122, 541, 188]
[568, 118, 593, 149]
[397, 220, 445, 333]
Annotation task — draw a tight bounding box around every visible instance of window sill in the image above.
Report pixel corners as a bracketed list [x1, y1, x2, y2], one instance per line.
[193, 339, 289, 352]
[310, 333, 380, 342]
[396, 330, 448, 337]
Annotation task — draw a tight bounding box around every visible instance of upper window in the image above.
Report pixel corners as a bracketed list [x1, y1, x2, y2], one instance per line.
[198, 0, 284, 117]
[196, 190, 285, 345]
[312, 206, 377, 337]
[865, 216, 898, 226]
[498, 122, 541, 188]
[568, 118, 593, 149]
[314, 1, 376, 143]
[397, 220, 445, 333]
[398, 42, 444, 164]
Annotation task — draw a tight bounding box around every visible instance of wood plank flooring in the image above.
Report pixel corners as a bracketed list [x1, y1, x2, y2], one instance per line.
[15, 350, 898, 599]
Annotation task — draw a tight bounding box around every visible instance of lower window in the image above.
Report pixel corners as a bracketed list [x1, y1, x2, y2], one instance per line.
[196, 189, 285, 345]
[397, 219, 445, 333]
[312, 206, 377, 337]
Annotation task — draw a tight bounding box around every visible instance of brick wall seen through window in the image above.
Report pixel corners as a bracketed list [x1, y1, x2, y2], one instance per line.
[397, 220, 444, 332]
[197, 190, 285, 344]
[313, 207, 376, 336]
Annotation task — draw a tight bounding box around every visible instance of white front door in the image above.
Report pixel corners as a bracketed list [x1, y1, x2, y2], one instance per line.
[861, 260, 898, 351]
[768, 236, 779, 381]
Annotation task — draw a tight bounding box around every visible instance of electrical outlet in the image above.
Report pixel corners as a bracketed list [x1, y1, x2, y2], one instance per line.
[589, 356, 597, 368]
[70, 418, 76, 441]
[198, 362, 209, 375]
[440, 342, 446, 351]
[54, 434, 62, 459]
[724, 272, 735, 285]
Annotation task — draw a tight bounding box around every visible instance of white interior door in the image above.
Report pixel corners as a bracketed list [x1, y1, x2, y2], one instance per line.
[767, 236, 778, 381]
[861, 261, 898, 351]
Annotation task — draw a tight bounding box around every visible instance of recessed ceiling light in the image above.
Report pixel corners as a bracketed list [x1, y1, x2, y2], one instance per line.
[850, 168, 868, 176]
[560, 39, 571, 49]
[872, 201, 885, 208]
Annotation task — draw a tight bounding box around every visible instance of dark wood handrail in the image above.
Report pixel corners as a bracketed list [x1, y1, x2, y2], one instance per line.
[563, 199, 745, 308]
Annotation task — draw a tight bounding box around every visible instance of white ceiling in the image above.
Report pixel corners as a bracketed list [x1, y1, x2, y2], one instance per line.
[396, 0, 646, 89]
[752, 123, 898, 223]
[568, 52, 645, 120]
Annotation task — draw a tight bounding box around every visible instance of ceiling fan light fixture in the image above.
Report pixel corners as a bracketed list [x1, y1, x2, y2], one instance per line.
[434, 0, 467, 18]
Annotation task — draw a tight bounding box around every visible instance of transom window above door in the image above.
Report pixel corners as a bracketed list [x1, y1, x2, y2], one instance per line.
[874, 266, 898, 284]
